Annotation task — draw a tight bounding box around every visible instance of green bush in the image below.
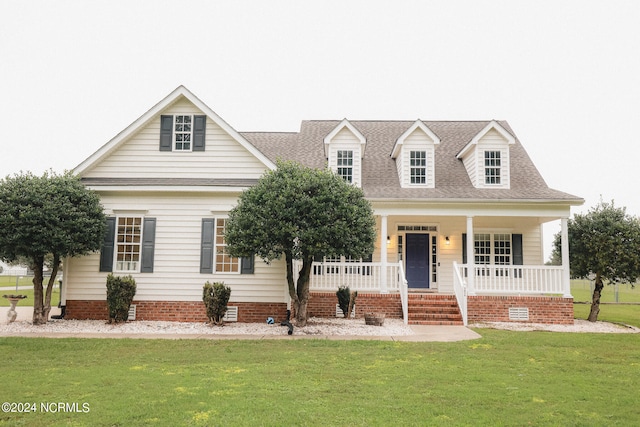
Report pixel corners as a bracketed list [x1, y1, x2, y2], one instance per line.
[203, 281, 231, 325]
[336, 286, 357, 318]
[106, 274, 136, 323]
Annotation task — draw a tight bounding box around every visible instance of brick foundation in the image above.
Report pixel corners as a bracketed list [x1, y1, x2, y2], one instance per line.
[65, 294, 573, 324]
[65, 300, 288, 323]
[308, 292, 403, 319]
[467, 295, 574, 324]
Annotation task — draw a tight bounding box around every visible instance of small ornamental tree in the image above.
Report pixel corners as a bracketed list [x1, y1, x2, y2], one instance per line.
[554, 201, 640, 322]
[225, 161, 376, 326]
[0, 171, 106, 324]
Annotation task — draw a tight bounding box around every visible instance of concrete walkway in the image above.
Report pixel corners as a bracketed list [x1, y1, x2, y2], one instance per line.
[0, 306, 482, 342]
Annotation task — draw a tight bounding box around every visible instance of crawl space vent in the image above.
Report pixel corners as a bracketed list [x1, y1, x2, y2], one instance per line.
[223, 306, 238, 322]
[509, 307, 529, 321]
[128, 305, 136, 321]
[335, 304, 356, 318]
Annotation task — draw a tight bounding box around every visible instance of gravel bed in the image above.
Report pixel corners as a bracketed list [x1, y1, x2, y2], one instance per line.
[472, 319, 640, 333]
[0, 317, 415, 336]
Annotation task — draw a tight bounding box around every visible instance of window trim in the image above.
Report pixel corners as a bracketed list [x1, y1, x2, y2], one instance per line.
[114, 216, 144, 273]
[214, 217, 240, 274]
[409, 150, 427, 185]
[336, 150, 354, 183]
[483, 150, 502, 185]
[173, 114, 193, 152]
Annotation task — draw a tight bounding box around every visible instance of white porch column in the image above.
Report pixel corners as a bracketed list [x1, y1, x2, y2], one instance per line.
[561, 217, 572, 298]
[466, 216, 476, 295]
[380, 214, 388, 293]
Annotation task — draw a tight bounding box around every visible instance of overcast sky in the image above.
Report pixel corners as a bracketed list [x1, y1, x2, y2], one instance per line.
[2, 0, 639, 257]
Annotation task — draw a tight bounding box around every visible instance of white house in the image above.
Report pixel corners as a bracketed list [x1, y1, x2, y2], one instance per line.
[63, 86, 583, 325]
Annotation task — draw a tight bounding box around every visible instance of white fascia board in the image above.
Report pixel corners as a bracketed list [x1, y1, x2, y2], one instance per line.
[74, 86, 276, 175]
[456, 120, 516, 159]
[323, 119, 367, 157]
[84, 185, 249, 193]
[391, 120, 440, 158]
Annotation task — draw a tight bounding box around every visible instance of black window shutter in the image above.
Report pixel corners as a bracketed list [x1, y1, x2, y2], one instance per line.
[160, 115, 173, 151]
[140, 218, 156, 273]
[99, 217, 117, 272]
[512, 234, 523, 265]
[193, 115, 206, 151]
[462, 233, 467, 264]
[240, 256, 254, 274]
[200, 218, 215, 274]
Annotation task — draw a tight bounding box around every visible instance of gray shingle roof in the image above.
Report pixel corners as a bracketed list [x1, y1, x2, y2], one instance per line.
[242, 120, 582, 202]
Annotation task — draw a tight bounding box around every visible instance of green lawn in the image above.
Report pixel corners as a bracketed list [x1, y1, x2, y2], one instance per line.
[1, 332, 638, 426]
[571, 279, 640, 303]
[0, 276, 60, 307]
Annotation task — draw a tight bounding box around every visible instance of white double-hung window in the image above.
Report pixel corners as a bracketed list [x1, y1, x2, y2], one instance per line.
[484, 150, 501, 185]
[173, 115, 193, 151]
[410, 150, 427, 184]
[337, 150, 354, 183]
[115, 217, 143, 272]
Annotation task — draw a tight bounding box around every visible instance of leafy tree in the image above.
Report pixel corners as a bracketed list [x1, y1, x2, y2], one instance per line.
[0, 171, 106, 324]
[225, 161, 376, 326]
[546, 233, 562, 266]
[554, 201, 640, 322]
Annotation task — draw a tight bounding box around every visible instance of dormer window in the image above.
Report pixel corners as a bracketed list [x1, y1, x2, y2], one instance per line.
[391, 120, 440, 188]
[324, 120, 366, 187]
[410, 151, 427, 184]
[337, 150, 354, 183]
[484, 150, 501, 185]
[456, 121, 515, 189]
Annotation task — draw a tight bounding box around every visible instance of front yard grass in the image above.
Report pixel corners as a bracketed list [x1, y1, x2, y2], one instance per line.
[1, 331, 639, 426]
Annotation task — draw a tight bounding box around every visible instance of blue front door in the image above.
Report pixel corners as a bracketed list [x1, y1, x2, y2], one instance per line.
[406, 233, 430, 288]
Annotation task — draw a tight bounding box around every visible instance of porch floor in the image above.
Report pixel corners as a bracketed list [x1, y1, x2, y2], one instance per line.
[407, 293, 464, 325]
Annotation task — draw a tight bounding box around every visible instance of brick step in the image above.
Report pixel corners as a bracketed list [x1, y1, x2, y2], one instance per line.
[408, 301, 460, 308]
[408, 320, 465, 326]
[407, 294, 463, 325]
[408, 313, 463, 321]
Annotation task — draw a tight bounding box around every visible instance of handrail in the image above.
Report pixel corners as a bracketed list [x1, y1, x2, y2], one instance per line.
[397, 262, 409, 325]
[452, 261, 468, 326]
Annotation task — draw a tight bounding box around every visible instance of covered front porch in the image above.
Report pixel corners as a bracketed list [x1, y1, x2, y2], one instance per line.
[305, 208, 573, 326]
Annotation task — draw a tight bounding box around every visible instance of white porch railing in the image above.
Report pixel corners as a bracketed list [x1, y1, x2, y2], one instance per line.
[452, 261, 468, 326]
[458, 264, 565, 295]
[308, 261, 402, 292]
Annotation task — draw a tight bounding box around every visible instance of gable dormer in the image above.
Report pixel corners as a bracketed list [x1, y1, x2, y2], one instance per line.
[391, 120, 440, 188]
[456, 121, 515, 189]
[324, 119, 366, 187]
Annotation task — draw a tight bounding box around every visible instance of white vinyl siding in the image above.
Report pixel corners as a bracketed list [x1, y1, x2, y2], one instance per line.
[64, 193, 286, 303]
[82, 99, 268, 180]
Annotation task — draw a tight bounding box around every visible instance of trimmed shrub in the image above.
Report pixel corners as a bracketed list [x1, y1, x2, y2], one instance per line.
[203, 281, 231, 325]
[336, 286, 357, 319]
[106, 274, 136, 323]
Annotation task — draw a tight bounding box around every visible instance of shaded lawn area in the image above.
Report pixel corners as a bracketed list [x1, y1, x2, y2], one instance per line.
[1, 332, 639, 426]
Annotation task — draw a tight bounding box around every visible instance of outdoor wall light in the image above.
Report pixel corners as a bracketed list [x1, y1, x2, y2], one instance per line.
[445, 236, 450, 245]
[387, 236, 391, 245]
